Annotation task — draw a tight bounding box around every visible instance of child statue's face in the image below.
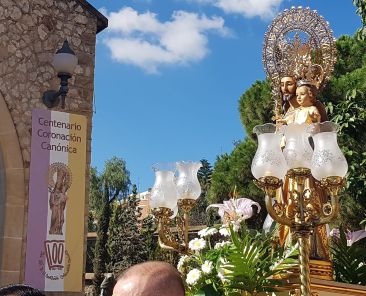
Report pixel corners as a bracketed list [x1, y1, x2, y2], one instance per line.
[296, 85, 313, 107]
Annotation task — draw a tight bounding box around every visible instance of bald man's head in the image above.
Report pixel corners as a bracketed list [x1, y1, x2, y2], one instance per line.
[113, 261, 185, 296]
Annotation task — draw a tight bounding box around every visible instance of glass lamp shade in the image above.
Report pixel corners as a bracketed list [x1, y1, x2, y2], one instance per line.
[170, 206, 178, 219]
[52, 41, 78, 75]
[281, 123, 313, 169]
[308, 122, 348, 180]
[251, 123, 288, 180]
[176, 161, 202, 200]
[150, 165, 178, 209]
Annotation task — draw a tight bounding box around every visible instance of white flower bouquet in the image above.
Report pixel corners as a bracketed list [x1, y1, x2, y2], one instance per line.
[178, 198, 298, 296]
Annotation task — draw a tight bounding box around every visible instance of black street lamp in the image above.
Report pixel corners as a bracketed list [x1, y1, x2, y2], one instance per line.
[42, 40, 78, 109]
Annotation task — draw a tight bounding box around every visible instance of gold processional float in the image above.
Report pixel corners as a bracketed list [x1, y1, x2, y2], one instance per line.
[150, 6, 366, 296]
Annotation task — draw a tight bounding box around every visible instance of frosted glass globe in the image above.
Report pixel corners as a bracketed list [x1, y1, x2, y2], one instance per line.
[150, 166, 178, 209]
[308, 122, 348, 180]
[281, 123, 313, 169]
[176, 161, 202, 200]
[251, 123, 288, 180]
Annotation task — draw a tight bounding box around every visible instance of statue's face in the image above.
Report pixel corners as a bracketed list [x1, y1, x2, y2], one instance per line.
[296, 85, 313, 107]
[280, 76, 296, 95]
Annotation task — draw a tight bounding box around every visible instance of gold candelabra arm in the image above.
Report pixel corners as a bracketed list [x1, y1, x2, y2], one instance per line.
[152, 200, 196, 254]
[317, 176, 344, 225]
[177, 199, 196, 248]
[254, 176, 283, 196]
[255, 176, 293, 226]
[153, 207, 183, 252]
[265, 194, 293, 227]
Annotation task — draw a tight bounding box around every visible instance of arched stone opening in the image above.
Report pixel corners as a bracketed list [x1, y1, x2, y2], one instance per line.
[0, 93, 26, 285]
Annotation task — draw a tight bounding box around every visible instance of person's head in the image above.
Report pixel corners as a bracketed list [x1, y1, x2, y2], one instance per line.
[280, 76, 296, 96]
[280, 76, 298, 110]
[113, 261, 185, 296]
[0, 284, 44, 296]
[296, 84, 316, 107]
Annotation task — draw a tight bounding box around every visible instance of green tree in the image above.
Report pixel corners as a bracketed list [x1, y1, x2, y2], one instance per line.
[141, 214, 157, 260]
[107, 184, 148, 273]
[320, 33, 366, 228]
[354, 0, 366, 40]
[88, 167, 101, 232]
[93, 183, 111, 293]
[92, 157, 131, 292]
[208, 153, 232, 205]
[190, 159, 213, 225]
[238, 80, 273, 138]
[103, 157, 131, 202]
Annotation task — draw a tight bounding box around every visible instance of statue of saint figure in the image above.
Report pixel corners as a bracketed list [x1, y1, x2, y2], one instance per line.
[49, 168, 68, 235]
[278, 75, 330, 261]
[262, 6, 338, 279]
[281, 77, 327, 125]
[280, 76, 299, 113]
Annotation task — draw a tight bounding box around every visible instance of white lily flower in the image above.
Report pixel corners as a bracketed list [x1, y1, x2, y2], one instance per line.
[207, 197, 261, 223]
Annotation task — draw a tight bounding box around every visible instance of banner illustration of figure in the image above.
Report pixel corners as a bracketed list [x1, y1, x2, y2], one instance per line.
[48, 163, 72, 235]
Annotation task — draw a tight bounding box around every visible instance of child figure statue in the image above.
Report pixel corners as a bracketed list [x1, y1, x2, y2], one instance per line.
[282, 80, 322, 125]
[293, 81, 321, 124]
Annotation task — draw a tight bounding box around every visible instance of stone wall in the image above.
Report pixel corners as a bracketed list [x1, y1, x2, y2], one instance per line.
[0, 0, 101, 286]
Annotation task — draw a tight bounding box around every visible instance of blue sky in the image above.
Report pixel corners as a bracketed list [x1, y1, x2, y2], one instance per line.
[88, 0, 362, 192]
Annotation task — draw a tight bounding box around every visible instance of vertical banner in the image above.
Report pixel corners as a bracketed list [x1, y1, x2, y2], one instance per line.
[25, 109, 87, 292]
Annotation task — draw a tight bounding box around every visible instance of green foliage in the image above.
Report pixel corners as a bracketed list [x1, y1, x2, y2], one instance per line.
[321, 34, 366, 227]
[180, 224, 298, 296]
[107, 186, 148, 273]
[89, 167, 103, 215]
[208, 153, 232, 205]
[140, 214, 157, 260]
[223, 227, 298, 295]
[93, 184, 111, 293]
[331, 35, 366, 76]
[91, 157, 131, 291]
[331, 229, 366, 285]
[328, 89, 366, 206]
[103, 156, 131, 202]
[191, 159, 213, 226]
[238, 80, 273, 138]
[361, 215, 366, 228]
[353, 0, 366, 40]
[151, 243, 180, 266]
[198, 159, 213, 193]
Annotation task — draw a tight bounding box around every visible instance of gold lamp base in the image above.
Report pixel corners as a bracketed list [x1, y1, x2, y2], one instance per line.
[276, 260, 332, 281]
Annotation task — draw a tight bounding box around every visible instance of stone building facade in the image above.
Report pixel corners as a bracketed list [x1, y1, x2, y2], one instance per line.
[0, 0, 107, 286]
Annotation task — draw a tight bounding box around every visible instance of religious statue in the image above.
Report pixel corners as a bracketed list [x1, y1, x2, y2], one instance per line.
[262, 7, 338, 279]
[48, 163, 71, 235]
[285, 81, 321, 125]
[280, 76, 298, 113]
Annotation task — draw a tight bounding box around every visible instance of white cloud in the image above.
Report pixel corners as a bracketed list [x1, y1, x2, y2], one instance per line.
[103, 7, 229, 73]
[190, 0, 283, 19]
